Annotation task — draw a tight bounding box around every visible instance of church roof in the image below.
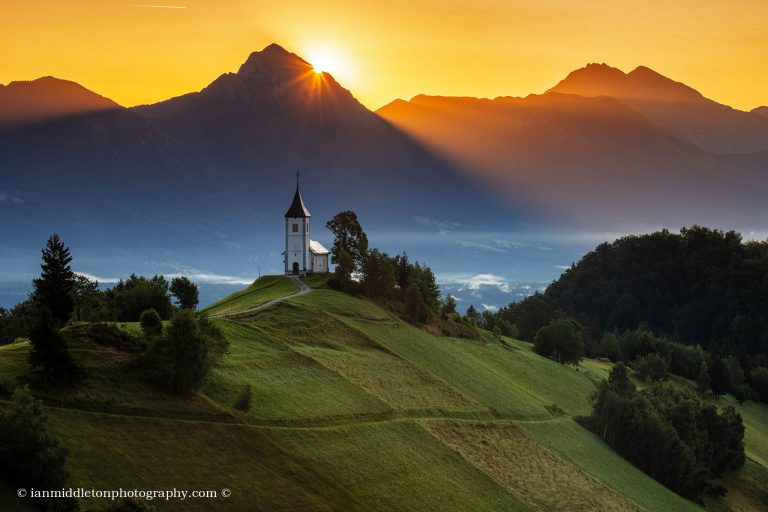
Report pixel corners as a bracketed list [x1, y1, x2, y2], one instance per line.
[285, 184, 310, 218]
[309, 240, 330, 255]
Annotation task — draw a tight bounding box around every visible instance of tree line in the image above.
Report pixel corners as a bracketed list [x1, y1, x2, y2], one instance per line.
[582, 363, 744, 502]
[478, 227, 768, 402]
[325, 211, 441, 325]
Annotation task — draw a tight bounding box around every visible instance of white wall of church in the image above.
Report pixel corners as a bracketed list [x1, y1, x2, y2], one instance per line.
[312, 254, 328, 273]
[285, 217, 310, 274]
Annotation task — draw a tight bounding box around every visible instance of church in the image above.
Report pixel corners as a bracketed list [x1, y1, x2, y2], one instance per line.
[283, 181, 330, 275]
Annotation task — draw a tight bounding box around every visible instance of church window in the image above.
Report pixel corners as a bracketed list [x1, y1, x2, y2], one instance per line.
[292, 224, 298, 233]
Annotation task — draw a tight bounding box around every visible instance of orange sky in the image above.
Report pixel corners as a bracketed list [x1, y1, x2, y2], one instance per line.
[2, 0, 767, 110]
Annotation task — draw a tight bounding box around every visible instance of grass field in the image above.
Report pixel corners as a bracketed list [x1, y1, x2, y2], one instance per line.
[199, 275, 298, 316]
[2, 277, 766, 511]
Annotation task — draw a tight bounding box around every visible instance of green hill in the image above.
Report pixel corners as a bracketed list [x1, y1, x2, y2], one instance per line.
[2, 277, 767, 511]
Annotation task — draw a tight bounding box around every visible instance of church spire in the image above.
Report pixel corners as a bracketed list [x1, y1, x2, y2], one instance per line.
[284, 173, 311, 218]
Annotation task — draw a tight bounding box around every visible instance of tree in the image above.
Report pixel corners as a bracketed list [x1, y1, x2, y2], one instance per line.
[326, 211, 369, 272]
[404, 282, 430, 324]
[465, 305, 479, 325]
[139, 308, 163, 337]
[170, 276, 199, 310]
[697, 361, 711, 394]
[599, 332, 621, 361]
[441, 295, 457, 317]
[105, 274, 173, 321]
[751, 366, 768, 402]
[140, 310, 227, 393]
[72, 273, 107, 322]
[533, 318, 585, 364]
[32, 234, 75, 326]
[0, 387, 73, 511]
[360, 249, 396, 298]
[27, 309, 82, 384]
[632, 353, 669, 382]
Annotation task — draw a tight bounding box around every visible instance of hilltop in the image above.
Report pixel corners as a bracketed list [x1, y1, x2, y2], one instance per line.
[1, 275, 766, 511]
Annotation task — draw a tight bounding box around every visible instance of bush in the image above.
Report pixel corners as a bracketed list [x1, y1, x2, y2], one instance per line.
[94, 323, 145, 352]
[533, 318, 585, 364]
[234, 384, 253, 411]
[0, 387, 74, 511]
[139, 311, 228, 394]
[139, 308, 163, 337]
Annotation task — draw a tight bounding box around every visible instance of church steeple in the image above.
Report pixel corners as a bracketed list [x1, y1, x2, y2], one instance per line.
[284, 173, 310, 218]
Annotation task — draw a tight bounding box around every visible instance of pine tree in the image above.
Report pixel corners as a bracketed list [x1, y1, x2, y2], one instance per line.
[697, 361, 711, 394]
[32, 234, 75, 326]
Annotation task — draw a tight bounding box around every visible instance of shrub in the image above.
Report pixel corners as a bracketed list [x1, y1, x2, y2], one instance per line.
[83, 323, 146, 352]
[139, 311, 228, 394]
[234, 385, 253, 411]
[0, 387, 74, 511]
[139, 308, 163, 337]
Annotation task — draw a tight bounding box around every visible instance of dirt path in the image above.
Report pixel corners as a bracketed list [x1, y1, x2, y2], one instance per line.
[213, 275, 310, 318]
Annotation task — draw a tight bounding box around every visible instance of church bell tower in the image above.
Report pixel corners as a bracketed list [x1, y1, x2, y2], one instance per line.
[284, 174, 311, 275]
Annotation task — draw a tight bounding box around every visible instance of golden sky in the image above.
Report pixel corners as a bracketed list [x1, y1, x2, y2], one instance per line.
[2, 0, 767, 110]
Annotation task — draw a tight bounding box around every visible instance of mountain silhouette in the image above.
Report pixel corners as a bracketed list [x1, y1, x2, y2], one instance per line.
[2, 48, 768, 293]
[547, 63, 768, 153]
[378, 89, 768, 229]
[0, 76, 120, 128]
[0, 44, 519, 284]
[753, 106, 768, 120]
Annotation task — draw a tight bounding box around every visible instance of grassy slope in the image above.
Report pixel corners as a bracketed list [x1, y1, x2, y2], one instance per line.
[199, 275, 298, 316]
[3, 280, 766, 510]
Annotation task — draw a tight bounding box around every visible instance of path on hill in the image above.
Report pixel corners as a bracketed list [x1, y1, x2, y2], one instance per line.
[215, 275, 310, 318]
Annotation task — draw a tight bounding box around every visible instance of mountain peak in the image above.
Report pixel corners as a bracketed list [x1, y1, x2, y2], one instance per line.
[237, 43, 310, 76]
[548, 63, 702, 102]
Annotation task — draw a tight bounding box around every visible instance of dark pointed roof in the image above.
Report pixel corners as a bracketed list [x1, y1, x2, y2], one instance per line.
[285, 184, 310, 218]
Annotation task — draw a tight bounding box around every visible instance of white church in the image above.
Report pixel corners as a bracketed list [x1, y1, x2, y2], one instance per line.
[283, 181, 330, 275]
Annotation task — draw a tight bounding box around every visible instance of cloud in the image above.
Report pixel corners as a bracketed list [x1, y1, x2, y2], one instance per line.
[134, 4, 187, 9]
[76, 270, 254, 286]
[166, 272, 254, 286]
[75, 272, 120, 284]
[456, 240, 506, 253]
[554, 264, 571, 270]
[412, 216, 468, 236]
[0, 192, 23, 205]
[481, 304, 498, 312]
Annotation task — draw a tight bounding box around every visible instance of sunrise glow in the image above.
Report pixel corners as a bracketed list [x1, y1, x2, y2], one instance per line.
[1, 1, 766, 110]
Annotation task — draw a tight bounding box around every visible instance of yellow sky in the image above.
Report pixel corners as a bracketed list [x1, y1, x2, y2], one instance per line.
[2, 0, 767, 110]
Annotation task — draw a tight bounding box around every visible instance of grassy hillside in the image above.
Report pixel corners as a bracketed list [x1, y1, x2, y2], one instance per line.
[199, 275, 298, 316]
[2, 277, 767, 511]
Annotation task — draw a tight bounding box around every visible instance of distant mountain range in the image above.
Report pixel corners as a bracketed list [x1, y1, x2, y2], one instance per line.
[1, 45, 767, 308]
